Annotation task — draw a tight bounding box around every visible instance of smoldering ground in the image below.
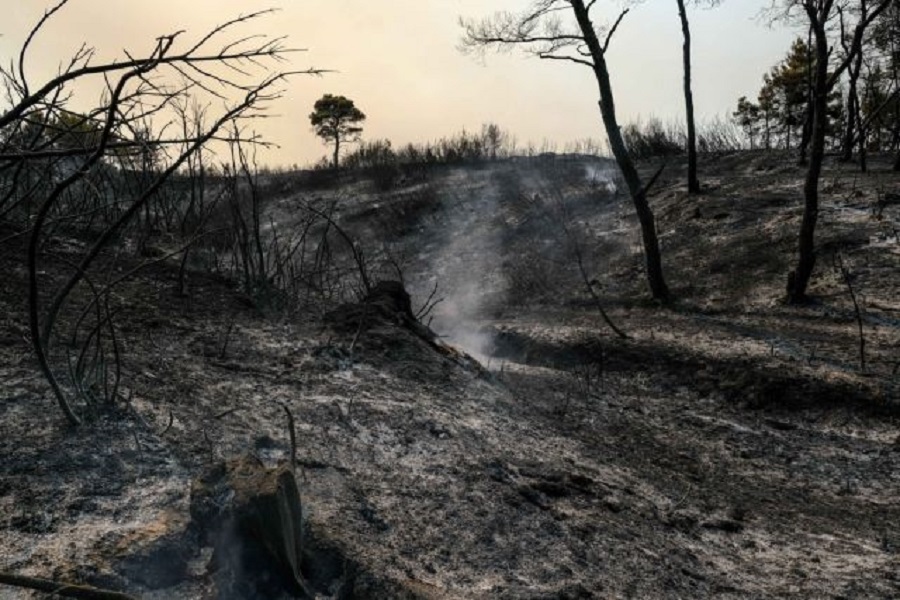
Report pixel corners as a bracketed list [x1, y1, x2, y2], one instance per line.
[395, 157, 624, 365]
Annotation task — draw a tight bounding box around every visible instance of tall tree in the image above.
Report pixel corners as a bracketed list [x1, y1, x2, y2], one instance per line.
[462, 1, 671, 302]
[758, 76, 781, 149]
[481, 123, 506, 160]
[840, 22, 867, 162]
[774, 38, 815, 152]
[744, 76, 782, 149]
[676, 0, 701, 192]
[733, 96, 762, 148]
[674, 1, 721, 191]
[309, 94, 366, 169]
[783, 0, 893, 304]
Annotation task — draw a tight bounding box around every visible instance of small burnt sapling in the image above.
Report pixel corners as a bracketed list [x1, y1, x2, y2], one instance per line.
[833, 252, 866, 372]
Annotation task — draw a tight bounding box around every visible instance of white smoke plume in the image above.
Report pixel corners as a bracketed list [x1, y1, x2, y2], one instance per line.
[410, 170, 506, 364]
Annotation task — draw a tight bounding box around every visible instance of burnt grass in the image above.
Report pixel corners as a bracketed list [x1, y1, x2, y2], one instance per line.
[1, 152, 900, 598]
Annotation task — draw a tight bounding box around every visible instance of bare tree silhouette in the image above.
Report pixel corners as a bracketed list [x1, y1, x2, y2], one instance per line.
[461, 0, 671, 302]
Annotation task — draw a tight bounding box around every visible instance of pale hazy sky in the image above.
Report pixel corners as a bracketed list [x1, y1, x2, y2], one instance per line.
[3, 1, 798, 166]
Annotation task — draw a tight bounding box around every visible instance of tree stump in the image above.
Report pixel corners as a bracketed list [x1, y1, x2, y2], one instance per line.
[190, 455, 312, 598]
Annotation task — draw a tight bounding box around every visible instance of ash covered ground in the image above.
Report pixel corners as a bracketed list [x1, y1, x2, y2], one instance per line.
[2, 153, 900, 598]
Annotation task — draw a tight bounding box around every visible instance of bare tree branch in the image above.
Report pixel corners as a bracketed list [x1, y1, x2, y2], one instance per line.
[1, 7, 324, 425]
[602, 9, 630, 52]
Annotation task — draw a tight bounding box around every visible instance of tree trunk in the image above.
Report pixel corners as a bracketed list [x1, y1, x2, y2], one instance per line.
[841, 50, 863, 163]
[892, 122, 900, 154]
[676, 0, 700, 193]
[891, 100, 900, 160]
[788, 16, 829, 304]
[798, 25, 814, 165]
[859, 128, 867, 172]
[892, 91, 900, 158]
[787, 0, 894, 302]
[570, 0, 670, 302]
[332, 133, 340, 169]
[798, 107, 812, 164]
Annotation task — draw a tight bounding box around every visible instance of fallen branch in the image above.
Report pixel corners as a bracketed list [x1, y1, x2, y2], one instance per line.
[214, 406, 245, 420]
[0, 572, 138, 600]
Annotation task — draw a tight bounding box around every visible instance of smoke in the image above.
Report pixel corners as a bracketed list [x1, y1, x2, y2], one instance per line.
[411, 171, 507, 365]
[585, 163, 618, 194]
[407, 158, 620, 366]
[431, 279, 496, 363]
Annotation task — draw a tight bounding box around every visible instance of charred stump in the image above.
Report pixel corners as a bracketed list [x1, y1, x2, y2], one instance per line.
[190, 455, 313, 599]
[325, 280, 437, 343]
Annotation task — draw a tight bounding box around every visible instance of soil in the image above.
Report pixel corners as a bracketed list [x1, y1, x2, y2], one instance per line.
[1, 151, 899, 599]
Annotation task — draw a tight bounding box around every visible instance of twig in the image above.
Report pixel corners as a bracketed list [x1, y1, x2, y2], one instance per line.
[130, 425, 144, 475]
[571, 232, 627, 339]
[214, 406, 244, 420]
[278, 401, 300, 480]
[349, 302, 369, 355]
[549, 185, 627, 339]
[161, 409, 175, 435]
[834, 252, 866, 372]
[414, 280, 443, 321]
[218, 318, 236, 359]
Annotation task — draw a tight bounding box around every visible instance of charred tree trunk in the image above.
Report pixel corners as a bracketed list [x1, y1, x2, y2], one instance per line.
[841, 50, 864, 163]
[891, 118, 900, 157]
[858, 115, 868, 173]
[798, 25, 814, 165]
[788, 0, 893, 302]
[892, 89, 900, 157]
[893, 149, 900, 171]
[799, 109, 813, 164]
[788, 12, 829, 303]
[676, 0, 700, 193]
[571, 0, 670, 302]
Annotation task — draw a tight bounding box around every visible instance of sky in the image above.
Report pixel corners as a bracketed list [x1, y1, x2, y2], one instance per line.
[2, 1, 800, 167]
